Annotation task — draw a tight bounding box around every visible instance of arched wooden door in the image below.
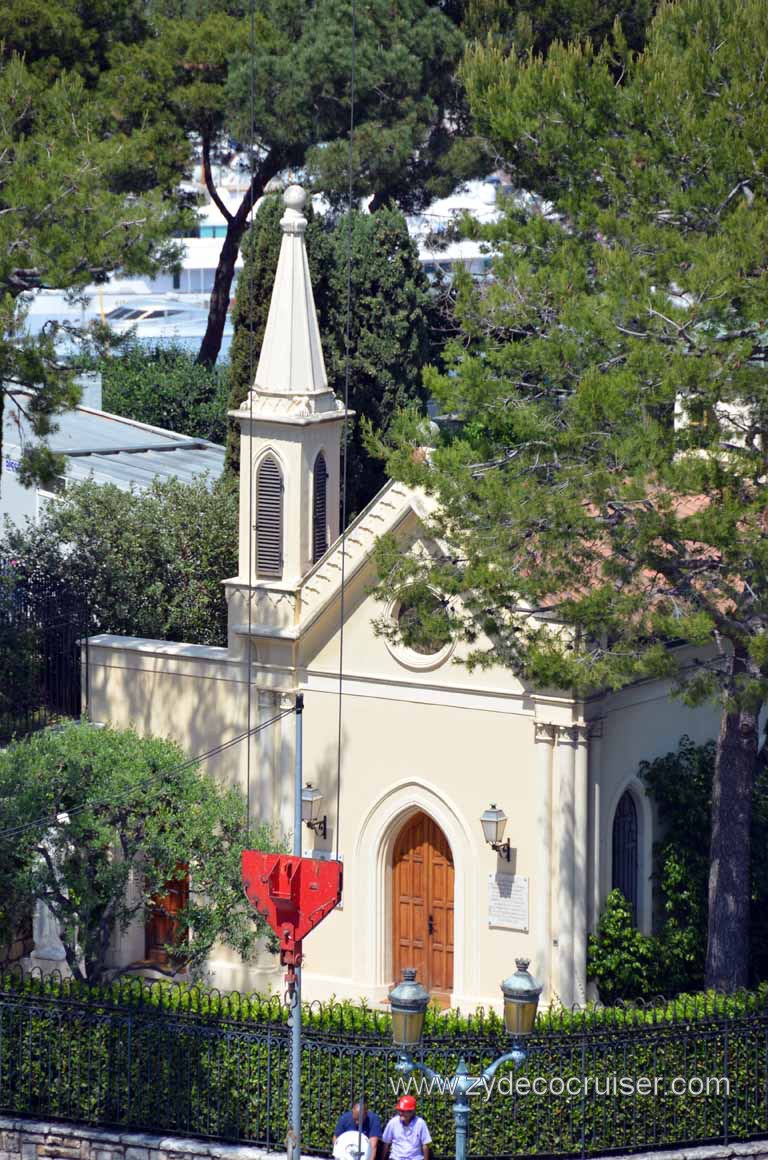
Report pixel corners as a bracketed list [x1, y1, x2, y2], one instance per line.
[393, 811, 454, 999]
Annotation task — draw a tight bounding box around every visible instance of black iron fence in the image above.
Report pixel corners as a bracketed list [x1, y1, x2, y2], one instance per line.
[0, 562, 89, 743]
[1, 974, 767, 1157]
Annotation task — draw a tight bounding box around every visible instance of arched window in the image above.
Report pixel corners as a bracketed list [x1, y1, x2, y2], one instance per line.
[312, 451, 328, 563]
[612, 790, 639, 925]
[256, 454, 283, 577]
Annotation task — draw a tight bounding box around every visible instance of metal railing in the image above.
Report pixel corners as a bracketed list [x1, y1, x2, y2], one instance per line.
[0, 564, 89, 743]
[1, 974, 767, 1157]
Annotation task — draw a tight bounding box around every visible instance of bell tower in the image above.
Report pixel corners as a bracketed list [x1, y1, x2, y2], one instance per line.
[229, 185, 349, 595]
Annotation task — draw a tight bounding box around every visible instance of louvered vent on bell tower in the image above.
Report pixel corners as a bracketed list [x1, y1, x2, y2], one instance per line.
[256, 454, 284, 577]
[312, 451, 329, 563]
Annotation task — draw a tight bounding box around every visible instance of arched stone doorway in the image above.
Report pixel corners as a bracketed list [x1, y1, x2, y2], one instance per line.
[392, 811, 454, 1000]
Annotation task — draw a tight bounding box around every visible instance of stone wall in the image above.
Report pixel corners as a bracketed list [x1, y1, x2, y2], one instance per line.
[1, 1117, 767, 1160]
[0, 1119, 287, 1160]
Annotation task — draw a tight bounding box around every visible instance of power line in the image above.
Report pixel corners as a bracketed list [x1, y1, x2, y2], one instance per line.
[245, 0, 258, 839]
[0, 708, 294, 842]
[334, 0, 357, 863]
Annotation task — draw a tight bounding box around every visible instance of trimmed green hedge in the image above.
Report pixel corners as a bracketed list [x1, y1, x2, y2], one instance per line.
[1, 973, 767, 1156]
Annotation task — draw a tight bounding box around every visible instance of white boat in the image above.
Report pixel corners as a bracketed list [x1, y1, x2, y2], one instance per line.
[19, 175, 515, 362]
[103, 297, 233, 344]
[24, 291, 233, 358]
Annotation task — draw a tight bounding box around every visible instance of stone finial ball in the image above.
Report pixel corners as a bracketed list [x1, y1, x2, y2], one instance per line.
[283, 184, 307, 212]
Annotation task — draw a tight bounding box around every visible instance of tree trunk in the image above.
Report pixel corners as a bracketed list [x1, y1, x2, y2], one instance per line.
[195, 151, 282, 369]
[195, 221, 247, 368]
[704, 667, 758, 991]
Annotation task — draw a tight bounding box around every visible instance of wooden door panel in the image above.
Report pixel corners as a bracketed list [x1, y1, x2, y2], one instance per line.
[427, 817, 454, 995]
[393, 812, 454, 996]
[145, 865, 189, 965]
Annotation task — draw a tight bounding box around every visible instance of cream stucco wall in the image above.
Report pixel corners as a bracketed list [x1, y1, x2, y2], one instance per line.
[78, 184, 726, 1009]
[85, 518, 722, 1011]
[587, 673, 719, 939]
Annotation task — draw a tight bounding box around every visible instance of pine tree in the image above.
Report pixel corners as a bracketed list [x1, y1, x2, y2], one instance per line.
[0, 52, 184, 485]
[376, 0, 768, 991]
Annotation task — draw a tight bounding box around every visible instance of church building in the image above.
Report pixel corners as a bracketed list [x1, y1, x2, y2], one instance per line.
[86, 186, 719, 1011]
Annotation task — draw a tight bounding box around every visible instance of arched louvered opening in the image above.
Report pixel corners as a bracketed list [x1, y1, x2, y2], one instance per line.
[312, 451, 329, 563]
[256, 454, 284, 577]
[612, 789, 639, 925]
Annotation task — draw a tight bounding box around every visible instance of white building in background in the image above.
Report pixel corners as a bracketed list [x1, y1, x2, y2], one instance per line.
[1, 374, 224, 530]
[83, 186, 720, 1011]
[21, 177, 507, 358]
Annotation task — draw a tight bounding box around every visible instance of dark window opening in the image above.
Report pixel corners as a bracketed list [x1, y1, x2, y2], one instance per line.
[312, 452, 329, 563]
[612, 790, 639, 925]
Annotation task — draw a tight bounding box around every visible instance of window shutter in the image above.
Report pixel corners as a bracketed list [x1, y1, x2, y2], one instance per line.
[312, 452, 328, 563]
[611, 790, 639, 924]
[256, 455, 284, 577]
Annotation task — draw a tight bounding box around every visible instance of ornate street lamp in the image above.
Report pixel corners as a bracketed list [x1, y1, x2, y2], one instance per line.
[301, 783, 327, 839]
[389, 962, 542, 1160]
[501, 957, 542, 1038]
[480, 804, 511, 861]
[389, 968, 430, 1049]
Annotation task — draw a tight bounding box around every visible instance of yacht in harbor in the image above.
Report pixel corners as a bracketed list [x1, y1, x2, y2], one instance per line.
[22, 176, 508, 359]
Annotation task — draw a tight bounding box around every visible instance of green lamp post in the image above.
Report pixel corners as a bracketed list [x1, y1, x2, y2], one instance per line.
[389, 960, 541, 1160]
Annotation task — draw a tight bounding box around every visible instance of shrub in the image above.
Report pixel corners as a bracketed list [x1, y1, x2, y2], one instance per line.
[0, 971, 767, 1155]
[0, 721, 278, 982]
[588, 736, 768, 1002]
[100, 342, 229, 444]
[1, 475, 238, 646]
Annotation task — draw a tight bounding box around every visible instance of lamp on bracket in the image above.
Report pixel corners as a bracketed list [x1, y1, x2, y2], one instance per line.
[301, 783, 327, 839]
[480, 804, 511, 861]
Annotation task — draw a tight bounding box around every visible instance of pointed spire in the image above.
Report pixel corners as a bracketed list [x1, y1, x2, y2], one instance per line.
[254, 185, 327, 397]
[234, 184, 347, 425]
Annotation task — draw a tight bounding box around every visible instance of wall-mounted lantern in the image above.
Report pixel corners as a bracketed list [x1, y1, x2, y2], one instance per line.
[480, 804, 511, 861]
[301, 783, 327, 839]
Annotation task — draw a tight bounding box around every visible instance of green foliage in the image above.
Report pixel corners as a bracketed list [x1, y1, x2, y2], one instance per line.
[1, 476, 237, 646]
[0, 48, 187, 484]
[0, 0, 150, 87]
[376, 0, 768, 989]
[379, 0, 768, 693]
[0, 721, 278, 983]
[225, 0, 475, 211]
[100, 343, 229, 444]
[228, 203, 433, 515]
[588, 737, 768, 1001]
[460, 0, 653, 56]
[108, 0, 487, 364]
[0, 574, 42, 742]
[320, 208, 434, 515]
[1, 970, 768, 1153]
[588, 891, 660, 1004]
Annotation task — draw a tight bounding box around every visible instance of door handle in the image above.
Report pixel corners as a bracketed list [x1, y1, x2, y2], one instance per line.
[428, 914, 434, 936]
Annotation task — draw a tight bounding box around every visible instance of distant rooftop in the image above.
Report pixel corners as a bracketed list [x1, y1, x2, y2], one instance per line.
[3, 391, 224, 493]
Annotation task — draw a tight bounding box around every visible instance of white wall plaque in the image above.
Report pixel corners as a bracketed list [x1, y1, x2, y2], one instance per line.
[488, 873, 529, 931]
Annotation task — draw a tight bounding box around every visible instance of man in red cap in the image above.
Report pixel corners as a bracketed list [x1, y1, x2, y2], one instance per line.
[381, 1096, 431, 1160]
